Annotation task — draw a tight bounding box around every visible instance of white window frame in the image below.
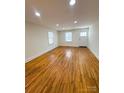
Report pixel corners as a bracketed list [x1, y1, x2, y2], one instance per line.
[48, 32, 54, 44]
[80, 32, 87, 37]
[65, 32, 72, 42]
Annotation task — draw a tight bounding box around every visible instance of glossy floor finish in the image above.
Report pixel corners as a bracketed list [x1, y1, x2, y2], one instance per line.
[26, 46, 99, 93]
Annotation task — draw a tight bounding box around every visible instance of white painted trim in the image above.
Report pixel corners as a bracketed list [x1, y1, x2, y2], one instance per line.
[25, 47, 57, 63]
[87, 46, 99, 60]
[26, 46, 98, 63]
[58, 44, 79, 47]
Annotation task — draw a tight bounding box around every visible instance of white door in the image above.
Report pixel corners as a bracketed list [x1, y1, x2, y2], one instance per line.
[79, 31, 88, 47]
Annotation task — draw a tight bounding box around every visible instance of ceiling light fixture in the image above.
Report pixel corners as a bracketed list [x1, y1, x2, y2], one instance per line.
[35, 12, 40, 17]
[69, 0, 76, 6]
[74, 21, 77, 24]
[56, 24, 59, 27]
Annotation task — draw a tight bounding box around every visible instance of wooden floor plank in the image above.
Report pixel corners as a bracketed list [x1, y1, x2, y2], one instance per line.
[25, 46, 99, 93]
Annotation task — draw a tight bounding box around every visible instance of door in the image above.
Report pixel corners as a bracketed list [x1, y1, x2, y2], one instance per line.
[79, 31, 88, 47]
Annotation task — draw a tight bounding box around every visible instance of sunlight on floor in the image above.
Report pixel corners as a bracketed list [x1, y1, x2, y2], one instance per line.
[66, 50, 72, 58]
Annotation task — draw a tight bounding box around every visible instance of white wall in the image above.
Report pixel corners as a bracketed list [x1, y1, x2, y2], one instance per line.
[25, 22, 58, 62]
[88, 21, 99, 59]
[58, 28, 89, 47]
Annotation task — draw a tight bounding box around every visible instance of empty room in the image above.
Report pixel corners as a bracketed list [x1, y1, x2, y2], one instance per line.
[25, 0, 99, 93]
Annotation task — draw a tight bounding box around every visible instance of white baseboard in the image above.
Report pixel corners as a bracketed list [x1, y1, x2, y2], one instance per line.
[25, 47, 57, 63]
[59, 44, 79, 47]
[87, 46, 99, 60]
[26, 45, 98, 63]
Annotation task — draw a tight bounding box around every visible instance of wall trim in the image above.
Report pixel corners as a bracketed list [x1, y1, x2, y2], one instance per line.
[25, 46, 58, 63]
[26, 46, 99, 63]
[59, 44, 79, 47]
[87, 46, 99, 60]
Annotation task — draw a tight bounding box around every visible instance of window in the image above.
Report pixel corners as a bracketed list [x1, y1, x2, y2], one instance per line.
[48, 32, 54, 44]
[80, 32, 87, 37]
[65, 32, 72, 42]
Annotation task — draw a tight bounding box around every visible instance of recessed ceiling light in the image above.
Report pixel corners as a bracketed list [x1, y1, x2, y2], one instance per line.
[74, 21, 77, 24]
[35, 12, 40, 17]
[56, 24, 59, 27]
[69, 0, 76, 6]
[62, 28, 65, 30]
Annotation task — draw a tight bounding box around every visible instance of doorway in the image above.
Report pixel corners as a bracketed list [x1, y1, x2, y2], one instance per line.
[79, 31, 88, 47]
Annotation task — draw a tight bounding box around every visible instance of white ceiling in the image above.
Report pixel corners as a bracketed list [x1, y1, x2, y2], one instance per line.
[25, 0, 99, 30]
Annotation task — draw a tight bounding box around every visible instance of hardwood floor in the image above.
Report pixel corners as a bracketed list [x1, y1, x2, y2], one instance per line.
[26, 46, 99, 93]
